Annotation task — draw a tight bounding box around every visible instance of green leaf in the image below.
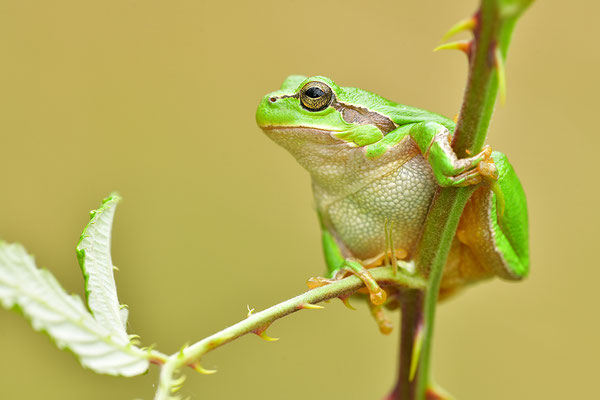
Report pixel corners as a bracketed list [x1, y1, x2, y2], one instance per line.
[0, 242, 149, 376]
[76, 193, 129, 342]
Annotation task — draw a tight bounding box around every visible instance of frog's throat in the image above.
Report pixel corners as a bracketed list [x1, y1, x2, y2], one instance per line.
[260, 125, 345, 147]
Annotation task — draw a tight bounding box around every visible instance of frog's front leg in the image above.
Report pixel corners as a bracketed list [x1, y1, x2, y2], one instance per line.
[311, 223, 387, 305]
[409, 121, 497, 187]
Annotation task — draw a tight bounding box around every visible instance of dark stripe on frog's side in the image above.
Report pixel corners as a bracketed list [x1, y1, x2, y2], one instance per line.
[333, 102, 397, 134]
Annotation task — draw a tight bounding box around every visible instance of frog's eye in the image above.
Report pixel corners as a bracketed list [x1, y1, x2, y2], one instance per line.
[299, 81, 334, 112]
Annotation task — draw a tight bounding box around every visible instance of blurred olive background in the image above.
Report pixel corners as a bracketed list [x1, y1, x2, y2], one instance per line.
[0, 0, 597, 399]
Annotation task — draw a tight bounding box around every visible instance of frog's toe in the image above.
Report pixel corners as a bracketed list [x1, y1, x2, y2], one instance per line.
[344, 259, 387, 305]
[369, 302, 393, 335]
[307, 260, 387, 305]
[440, 145, 500, 187]
[440, 168, 482, 187]
[477, 159, 498, 180]
[306, 276, 336, 290]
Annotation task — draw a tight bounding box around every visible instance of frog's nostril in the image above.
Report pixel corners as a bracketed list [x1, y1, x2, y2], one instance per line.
[269, 97, 276, 103]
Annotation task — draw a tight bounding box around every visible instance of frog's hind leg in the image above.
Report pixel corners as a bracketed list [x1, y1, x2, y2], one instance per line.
[487, 151, 529, 278]
[456, 151, 529, 282]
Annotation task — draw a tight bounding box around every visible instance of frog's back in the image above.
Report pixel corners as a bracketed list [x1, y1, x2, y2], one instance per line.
[340, 86, 456, 133]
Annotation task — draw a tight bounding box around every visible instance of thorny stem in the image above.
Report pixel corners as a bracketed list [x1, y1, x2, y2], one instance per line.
[153, 267, 426, 400]
[412, 1, 533, 399]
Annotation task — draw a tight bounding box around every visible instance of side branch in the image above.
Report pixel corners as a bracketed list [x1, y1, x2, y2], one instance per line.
[155, 267, 426, 400]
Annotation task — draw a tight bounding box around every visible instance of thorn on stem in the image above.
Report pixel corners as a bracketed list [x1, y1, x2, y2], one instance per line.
[128, 333, 141, 346]
[440, 16, 477, 41]
[246, 304, 255, 318]
[189, 361, 217, 375]
[337, 294, 356, 310]
[143, 343, 158, 357]
[298, 302, 324, 310]
[178, 342, 190, 358]
[409, 322, 425, 382]
[253, 324, 279, 342]
[433, 40, 472, 56]
[171, 375, 187, 392]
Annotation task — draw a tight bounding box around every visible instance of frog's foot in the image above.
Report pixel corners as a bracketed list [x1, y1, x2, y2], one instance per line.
[433, 139, 498, 187]
[411, 122, 500, 187]
[369, 302, 393, 335]
[343, 259, 387, 305]
[477, 153, 499, 181]
[306, 259, 386, 305]
[445, 145, 498, 187]
[306, 276, 336, 290]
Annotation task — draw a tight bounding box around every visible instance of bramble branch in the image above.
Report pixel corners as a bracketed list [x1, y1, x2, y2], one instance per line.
[153, 267, 426, 400]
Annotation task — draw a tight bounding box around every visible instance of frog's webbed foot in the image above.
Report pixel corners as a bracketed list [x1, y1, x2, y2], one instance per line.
[307, 259, 387, 305]
[438, 145, 499, 187]
[369, 301, 393, 335]
[344, 259, 387, 305]
[411, 122, 498, 188]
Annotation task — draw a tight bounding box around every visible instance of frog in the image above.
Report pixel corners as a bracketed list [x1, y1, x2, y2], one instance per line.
[256, 75, 529, 307]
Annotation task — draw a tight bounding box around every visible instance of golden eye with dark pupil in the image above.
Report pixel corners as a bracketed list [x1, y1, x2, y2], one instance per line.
[305, 87, 324, 98]
[299, 81, 333, 112]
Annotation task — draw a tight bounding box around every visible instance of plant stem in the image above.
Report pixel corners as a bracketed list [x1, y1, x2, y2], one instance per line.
[413, 187, 474, 399]
[413, 1, 532, 398]
[154, 267, 426, 400]
[396, 290, 424, 400]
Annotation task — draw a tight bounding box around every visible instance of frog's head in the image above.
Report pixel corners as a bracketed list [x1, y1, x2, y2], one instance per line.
[256, 76, 397, 158]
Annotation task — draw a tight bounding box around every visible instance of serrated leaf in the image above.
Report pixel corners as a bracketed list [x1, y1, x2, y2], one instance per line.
[0, 242, 149, 376]
[76, 193, 129, 342]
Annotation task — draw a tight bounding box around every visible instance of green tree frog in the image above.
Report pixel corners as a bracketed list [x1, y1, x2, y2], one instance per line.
[256, 76, 529, 304]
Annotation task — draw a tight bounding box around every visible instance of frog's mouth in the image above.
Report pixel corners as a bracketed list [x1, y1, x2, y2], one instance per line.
[260, 125, 339, 134]
[260, 125, 347, 145]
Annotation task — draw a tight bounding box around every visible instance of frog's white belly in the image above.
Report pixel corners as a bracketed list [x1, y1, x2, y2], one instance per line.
[325, 155, 437, 260]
